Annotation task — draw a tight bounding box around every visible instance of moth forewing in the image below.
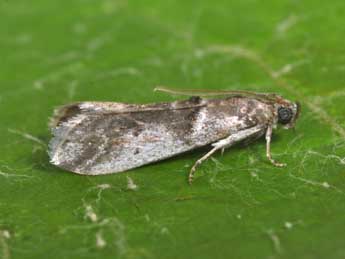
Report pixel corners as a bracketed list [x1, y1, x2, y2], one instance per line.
[48, 89, 300, 183]
[49, 97, 231, 175]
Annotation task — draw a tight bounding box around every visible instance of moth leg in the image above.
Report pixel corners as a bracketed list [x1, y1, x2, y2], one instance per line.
[266, 125, 287, 167]
[189, 125, 264, 184]
[221, 148, 225, 156]
[189, 145, 223, 185]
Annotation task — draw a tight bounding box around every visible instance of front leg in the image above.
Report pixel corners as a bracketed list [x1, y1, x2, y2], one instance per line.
[189, 125, 265, 184]
[265, 124, 286, 167]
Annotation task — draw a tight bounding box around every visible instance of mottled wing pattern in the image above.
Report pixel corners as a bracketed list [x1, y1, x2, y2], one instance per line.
[49, 97, 271, 175]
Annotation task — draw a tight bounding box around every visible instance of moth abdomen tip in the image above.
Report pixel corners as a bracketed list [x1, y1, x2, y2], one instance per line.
[49, 103, 82, 128]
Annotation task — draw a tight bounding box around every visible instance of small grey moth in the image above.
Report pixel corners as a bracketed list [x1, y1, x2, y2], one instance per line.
[48, 87, 300, 184]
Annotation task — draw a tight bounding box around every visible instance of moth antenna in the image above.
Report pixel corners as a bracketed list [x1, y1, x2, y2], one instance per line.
[154, 86, 206, 96]
[154, 86, 277, 101]
[154, 86, 249, 96]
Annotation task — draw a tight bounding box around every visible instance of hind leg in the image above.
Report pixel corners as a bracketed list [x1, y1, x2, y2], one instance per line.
[189, 125, 265, 184]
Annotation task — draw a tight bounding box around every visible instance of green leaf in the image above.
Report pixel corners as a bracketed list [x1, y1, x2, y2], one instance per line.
[1, 0, 345, 258]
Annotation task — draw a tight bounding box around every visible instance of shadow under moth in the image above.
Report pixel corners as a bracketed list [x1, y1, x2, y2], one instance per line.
[48, 87, 300, 184]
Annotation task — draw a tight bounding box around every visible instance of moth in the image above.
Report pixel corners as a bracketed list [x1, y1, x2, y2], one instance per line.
[49, 87, 300, 184]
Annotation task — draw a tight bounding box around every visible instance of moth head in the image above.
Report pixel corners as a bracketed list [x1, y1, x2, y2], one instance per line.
[277, 101, 301, 129]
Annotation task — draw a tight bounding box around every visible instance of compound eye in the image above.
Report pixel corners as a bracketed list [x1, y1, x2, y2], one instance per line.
[278, 107, 293, 124]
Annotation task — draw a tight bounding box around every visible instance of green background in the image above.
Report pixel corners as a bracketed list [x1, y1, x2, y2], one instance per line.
[1, 0, 345, 258]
